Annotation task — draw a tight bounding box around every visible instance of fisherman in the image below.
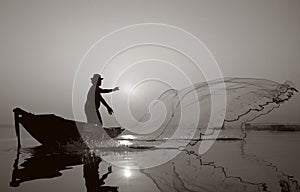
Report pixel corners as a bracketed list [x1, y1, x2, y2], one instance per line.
[85, 74, 119, 126]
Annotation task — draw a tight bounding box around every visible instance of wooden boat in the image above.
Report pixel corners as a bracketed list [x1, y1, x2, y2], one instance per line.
[13, 107, 124, 148]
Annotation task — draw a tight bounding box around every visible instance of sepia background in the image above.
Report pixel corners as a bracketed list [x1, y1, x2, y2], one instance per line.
[0, 0, 299, 125]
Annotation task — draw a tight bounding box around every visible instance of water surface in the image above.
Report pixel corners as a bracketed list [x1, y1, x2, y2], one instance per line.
[1, 127, 300, 192]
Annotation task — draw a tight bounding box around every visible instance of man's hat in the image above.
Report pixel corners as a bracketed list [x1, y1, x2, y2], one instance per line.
[91, 74, 103, 83]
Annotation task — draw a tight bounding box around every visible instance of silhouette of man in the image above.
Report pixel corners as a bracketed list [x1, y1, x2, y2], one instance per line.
[85, 74, 119, 126]
[83, 153, 119, 192]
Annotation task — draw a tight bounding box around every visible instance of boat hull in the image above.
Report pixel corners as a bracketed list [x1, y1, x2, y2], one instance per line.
[13, 108, 124, 148]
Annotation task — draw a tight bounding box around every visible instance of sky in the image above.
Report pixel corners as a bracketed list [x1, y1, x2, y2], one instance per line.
[0, 0, 300, 126]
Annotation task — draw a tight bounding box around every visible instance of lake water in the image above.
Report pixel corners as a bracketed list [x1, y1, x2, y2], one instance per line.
[1, 126, 300, 192]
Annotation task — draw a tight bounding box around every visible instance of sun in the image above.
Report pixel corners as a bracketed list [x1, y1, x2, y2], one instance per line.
[123, 167, 132, 178]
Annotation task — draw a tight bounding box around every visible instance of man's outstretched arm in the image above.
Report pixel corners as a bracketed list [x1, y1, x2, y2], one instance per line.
[99, 87, 119, 93]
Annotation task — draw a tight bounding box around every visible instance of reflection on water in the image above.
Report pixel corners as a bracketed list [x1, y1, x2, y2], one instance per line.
[10, 147, 119, 191]
[8, 131, 300, 192]
[142, 144, 300, 192]
[83, 152, 118, 192]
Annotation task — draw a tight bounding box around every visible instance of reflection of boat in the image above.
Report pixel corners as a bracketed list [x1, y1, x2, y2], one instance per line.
[10, 146, 119, 191]
[13, 107, 124, 148]
[10, 147, 82, 187]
